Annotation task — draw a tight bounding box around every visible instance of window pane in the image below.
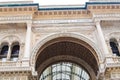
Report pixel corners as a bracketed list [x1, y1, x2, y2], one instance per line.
[110, 41, 120, 56]
[40, 62, 90, 80]
[0, 45, 8, 55]
[11, 45, 20, 55]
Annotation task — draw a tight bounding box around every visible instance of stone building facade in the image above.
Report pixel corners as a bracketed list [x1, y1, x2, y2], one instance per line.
[0, 0, 120, 80]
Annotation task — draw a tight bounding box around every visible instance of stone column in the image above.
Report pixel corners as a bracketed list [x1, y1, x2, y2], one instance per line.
[19, 43, 24, 60]
[24, 22, 32, 59]
[7, 43, 12, 61]
[95, 21, 109, 57]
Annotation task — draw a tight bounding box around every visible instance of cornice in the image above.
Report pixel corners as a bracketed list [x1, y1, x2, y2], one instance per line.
[0, 3, 120, 20]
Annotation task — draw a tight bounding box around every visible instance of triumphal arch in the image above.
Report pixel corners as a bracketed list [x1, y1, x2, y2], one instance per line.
[0, 0, 120, 80]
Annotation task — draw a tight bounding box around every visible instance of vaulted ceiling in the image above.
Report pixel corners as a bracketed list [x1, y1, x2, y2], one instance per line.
[35, 37, 99, 76]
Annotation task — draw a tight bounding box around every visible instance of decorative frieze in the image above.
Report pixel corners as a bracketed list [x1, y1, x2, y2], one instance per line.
[0, 67, 31, 72]
[35, 10, 90, 16]
[32, 26, 95, 33]
[105, 67, 120, 80]
[0, 71, 34, 80]
[111, 72, 120, 79]
[105, 57, 120, 67]
[33, 19, 93, 24]
[88, 5, 120, 9]
[0, 7, 37, 13]
[94, 13, 120, 18]
[0, 15, 32, 21]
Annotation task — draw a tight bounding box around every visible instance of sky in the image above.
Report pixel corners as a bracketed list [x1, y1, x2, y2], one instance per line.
[0, 0, 89, 5]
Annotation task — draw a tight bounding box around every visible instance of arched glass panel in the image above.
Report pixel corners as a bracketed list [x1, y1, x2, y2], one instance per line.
[110, 39, 120, 56]
[39, 62, 90, 80]
[11, 43, 20, 61]
[0, 45, 8, 55]
[11, 45, 20, 56]
[0, 44, 8, 61]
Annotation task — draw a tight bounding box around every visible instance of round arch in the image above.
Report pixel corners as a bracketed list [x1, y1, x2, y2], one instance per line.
[30, 33, 103, 80]
[0, 34, 22, 44]
[31, 33, 103, 66]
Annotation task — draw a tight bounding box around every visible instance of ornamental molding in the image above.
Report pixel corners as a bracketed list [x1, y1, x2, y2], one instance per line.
[33, 23, 95, 28]
[93, 13, 120, 21]
[108, 32, 120, 39]
[33, 19, 93, 24]
[94, 13, 120, 18]
[35, 10, 90, 16]
[111, 72, 120, 79]
[32, 26, 95, 34]
[105, 67, 120, 79]
[0, 67, 31, 72]
[0, 15, 32, 22]
[105, 57, 120, 67]
[30, 32, 103, 68]
[0, 34, 23, 45]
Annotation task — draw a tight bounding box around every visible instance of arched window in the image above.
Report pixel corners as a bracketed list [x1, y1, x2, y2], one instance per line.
[11, 42, 20, 61]
[110, 38, 120, 56]
[0, 42, 9, 61]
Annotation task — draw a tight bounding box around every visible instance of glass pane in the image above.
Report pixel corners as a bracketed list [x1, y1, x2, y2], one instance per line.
[11, 45, 20, 58]
[0, 45, 8, 55]
[11, 45, 20, 55]
[110, 42, 120, 56]
[40, 62, 90, 80]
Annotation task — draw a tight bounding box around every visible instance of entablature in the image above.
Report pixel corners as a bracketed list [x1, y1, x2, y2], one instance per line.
[0, 2, 120, 20]
[32, 19, 95, 33]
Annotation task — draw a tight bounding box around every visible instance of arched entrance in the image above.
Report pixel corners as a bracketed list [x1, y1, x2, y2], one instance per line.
[32, 36, 100, 80]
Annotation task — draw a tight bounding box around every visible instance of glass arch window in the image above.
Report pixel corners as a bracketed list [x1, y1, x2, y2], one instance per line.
[110, 38, 120, 56]
[40, 62, 90, 80]
[11, 42, 20, 61]
[0, 43, 9, 61]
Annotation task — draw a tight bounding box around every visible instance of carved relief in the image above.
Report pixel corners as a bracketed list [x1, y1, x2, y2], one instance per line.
[105, 68, 120, 80]
[0, 71, 37, 80]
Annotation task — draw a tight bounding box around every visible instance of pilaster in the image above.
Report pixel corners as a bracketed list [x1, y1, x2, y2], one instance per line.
[22, 21, 32, 67]
[24, 22, 32, 59]
[95, 20, 109, 57]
